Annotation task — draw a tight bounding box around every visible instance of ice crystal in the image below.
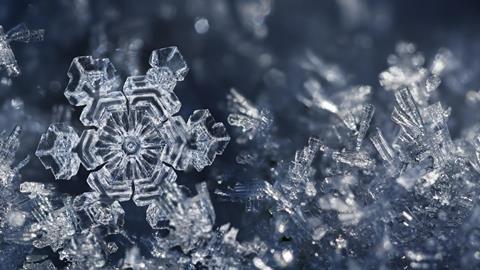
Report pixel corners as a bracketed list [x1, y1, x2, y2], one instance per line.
[19, 182, 77, 251]
[0, 126, 28, 186]
[227, 88, 273, 142]
[298, 77, 372, 130]
[379, 42, 442, 106]
[59, 229, 114, 269]
[218, 137, 323, 241]
[22, 255, 56, 270]
[73, 191, 124, 231]
[35, 123, 80, 180]
[146, 182, 215, 251]
[391, 88, 453, 166]
[36, 47, 229, 206]
[0, 24, 44, 77]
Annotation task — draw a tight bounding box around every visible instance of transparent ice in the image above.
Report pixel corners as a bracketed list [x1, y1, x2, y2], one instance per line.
[36, 47, 229, 206]
[0, 24, 44, 77]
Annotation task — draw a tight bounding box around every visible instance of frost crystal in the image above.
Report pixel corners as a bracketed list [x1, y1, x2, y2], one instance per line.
[391, 88, 453, 166]
[59, 229, 113, 269]
[35, 123, 81, 180]
[0, 24, 44, 77]
[73, 191, 124, 231]
[0, 126, 27, 186]
[20, 182, 77, 251]
[298, 77, 372, 130]
[379, 42, 442, 105]
[147, 182, 215, 251]
[37, 47, 229, 208]
[227, 88, 273, 142]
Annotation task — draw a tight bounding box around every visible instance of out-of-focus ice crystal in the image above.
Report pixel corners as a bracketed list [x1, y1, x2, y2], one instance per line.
[59, 229, 112, 269]
[147, 182, 215, 251]
[227, 88, 273, 142]
[73, 191, 124, 232]
[20, 182, 77, 251]
[0, 126, 27, 186]
[0, 24, 44, 77]
[298, 77, 372, 130]
[379, 42, 442, 106]
[35, 123, 81, 180]
[22, 255, 56, 270]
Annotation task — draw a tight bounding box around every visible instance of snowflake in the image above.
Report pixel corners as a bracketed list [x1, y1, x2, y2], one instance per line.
[36, 47, 230, 206]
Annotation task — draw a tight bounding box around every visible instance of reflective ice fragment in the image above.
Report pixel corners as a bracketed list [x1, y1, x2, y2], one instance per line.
[59, 229, 110, 269]
[35, 123, 80, 180]
[0, 126, 26, 186]
[227, 88, 272, 141]
[392, 88, 424, 140]
[0, 24, 44, 77]
[73, 191, 124, 231]
[22, 255, 56, 270]
[332, 151, 375, 170]
[186, 109, 230, 171]
[355, 104, 375, 151]
[370, 127, 395, 165]
[0, 26, 19, 77]
[27, 203, 77, 251]
[147, 182, 215, 252]
[298, 78, 372, 130]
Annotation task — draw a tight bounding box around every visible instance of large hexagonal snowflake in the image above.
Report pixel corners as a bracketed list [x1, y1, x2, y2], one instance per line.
[36, 47, 230, 206]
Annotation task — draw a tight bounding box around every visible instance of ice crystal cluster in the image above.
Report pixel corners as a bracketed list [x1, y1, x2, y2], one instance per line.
[0, 24, 44, 77]
[3, 1, 480, 269]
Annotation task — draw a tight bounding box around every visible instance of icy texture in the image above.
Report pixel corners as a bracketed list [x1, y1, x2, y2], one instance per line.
[64, 56, 124, 127]
[391, 88, 453, 166]
[20, 182, 77, 251]
[298, 77, 372, 130]
[35, 123, 81, 180]
[73, 191, 124, 231]
[146, 182, 215, 251]
[218, 137, 323, 242]
[16, 180, 125, 265]
[37, 47, 229, 206]
[379, 42, 441, 106]
[22, 255, 56, 270]
[4, 7, 480, 267]
[149, 46, 189, 82]
[227, 88, 273, 142]
[0, 126, 27, 186]
[0, 24, 44, 77]
[59, 229, 114, 269]
[160, 109, 230, 171]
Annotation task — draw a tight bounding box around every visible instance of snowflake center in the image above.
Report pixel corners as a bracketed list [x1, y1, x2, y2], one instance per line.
[122, 136, 141, 155]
